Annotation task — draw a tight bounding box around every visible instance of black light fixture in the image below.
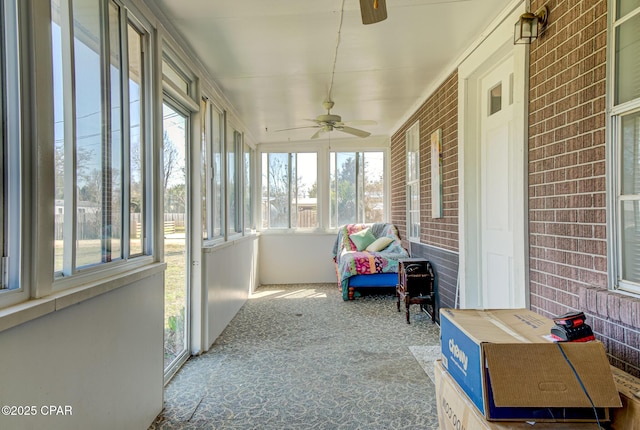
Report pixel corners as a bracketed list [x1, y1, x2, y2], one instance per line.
[514, 5, 549, 44]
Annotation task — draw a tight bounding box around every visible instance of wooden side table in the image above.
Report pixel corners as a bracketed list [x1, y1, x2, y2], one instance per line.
[396, 258, 436, 324]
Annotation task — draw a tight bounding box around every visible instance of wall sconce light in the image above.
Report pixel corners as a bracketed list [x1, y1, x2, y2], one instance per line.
[514, 5, 549, 44]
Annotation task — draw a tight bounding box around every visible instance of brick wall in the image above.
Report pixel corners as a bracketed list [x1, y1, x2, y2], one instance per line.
[390, 71, 459, 252]
[529, 0, 639, 376]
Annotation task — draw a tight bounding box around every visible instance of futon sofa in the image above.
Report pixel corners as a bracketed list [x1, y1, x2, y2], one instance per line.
[332, 223, 409, 300]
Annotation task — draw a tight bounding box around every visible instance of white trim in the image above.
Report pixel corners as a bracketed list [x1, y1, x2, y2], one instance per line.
[458, 4, 529, 309]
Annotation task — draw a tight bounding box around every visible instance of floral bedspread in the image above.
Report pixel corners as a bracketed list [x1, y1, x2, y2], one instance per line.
[332, 223, 409, 300]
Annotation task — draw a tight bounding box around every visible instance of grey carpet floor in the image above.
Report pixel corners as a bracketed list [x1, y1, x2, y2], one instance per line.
[150, 284, 441, 430]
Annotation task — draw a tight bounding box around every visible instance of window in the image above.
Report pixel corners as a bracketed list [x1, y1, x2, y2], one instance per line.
[52, 0, 150, 278]
[243, 142, 254, 232]
[201, 98, 225, 241]
[406, 122, 420, 241]
[227, 128, 243, 234]
[330, 151, 384, 228]
[0, 0, 20, 294]
[610, 0, 640, 294]
[262, 152, 318, 229]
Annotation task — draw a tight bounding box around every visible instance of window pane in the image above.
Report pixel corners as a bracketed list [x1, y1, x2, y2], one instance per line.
[128, 22, 144, 255]
[107, 1, 122, 261]
[363, 152, 384, 223]
[244, 143, 252, 232]
[331, 152, 357, 227]
[162, 59, 188, 94]
[621, 200, 640, 284]
[266, 153, 289, 228]
[200, 99, 208, 240]
[293, 153, 317, 229]
[1, 0, 20, 292]
[621, 112, 640, 195]
[51, 0, 65, 272]
[617, 0, 640, 19]
[0, 0, 7, 289]
[227, 129, 236, 233]
[74, 0, 103, 268]
[406, 125, 419, 182]
[213, 110, 223, 237]
[615, 13, 640, 105]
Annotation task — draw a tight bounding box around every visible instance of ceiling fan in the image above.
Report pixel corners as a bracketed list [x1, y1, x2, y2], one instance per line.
[360, 0, 387, 25]
[278, 100, 375, 140]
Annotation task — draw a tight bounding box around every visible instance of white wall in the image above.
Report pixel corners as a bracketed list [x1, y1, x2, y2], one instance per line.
[203, 235, 259, 348]
[0, 274, 164, 430]
[258, 233, 337, 285]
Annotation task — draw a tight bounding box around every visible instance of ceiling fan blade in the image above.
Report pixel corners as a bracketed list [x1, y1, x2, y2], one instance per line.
[310, 129, 323, 139]
[339, 126, 371, 138]
[273, 125, 319, 132]
[360, 0, 387, 25]
[344, 119, 377, 126]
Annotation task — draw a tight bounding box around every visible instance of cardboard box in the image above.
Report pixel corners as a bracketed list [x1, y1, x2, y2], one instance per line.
[439, 308, 621, 422]
[610, 365, 640, 430]
[434, 360, 602, 430]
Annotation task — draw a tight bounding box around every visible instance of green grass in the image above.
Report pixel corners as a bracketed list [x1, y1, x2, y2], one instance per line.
[54, 238, 187, 330]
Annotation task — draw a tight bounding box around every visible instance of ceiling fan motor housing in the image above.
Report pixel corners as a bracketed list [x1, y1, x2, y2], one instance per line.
[317, 114, 342, 124]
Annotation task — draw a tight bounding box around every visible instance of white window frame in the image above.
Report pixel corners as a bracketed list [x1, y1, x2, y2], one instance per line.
[243, 140, 255, 233]
[261, 151, 319, 230]
[51, 0, 155, 291]
[201, 97, 225, 244]
[0, 0, 26, 307]
[608, 1, 640, 295]
[225, 125, 243, 236]
[329, 150, 385, 228]
[406, 121, 420, 242]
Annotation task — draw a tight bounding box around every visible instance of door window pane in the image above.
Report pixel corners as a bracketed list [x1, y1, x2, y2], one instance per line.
[489, 83, 502, 115]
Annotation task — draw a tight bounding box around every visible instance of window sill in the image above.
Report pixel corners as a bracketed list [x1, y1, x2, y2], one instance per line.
[0, 262, 166, 334]
[202, 232, 258, 253]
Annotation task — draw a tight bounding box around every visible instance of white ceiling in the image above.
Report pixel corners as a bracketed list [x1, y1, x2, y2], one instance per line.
[149, 0, 515, 144]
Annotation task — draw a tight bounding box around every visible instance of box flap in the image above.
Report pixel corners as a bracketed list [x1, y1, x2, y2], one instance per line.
[440, 309, 554, 344]
[610, 365, 640, 399]
[485, 342, 622, 408]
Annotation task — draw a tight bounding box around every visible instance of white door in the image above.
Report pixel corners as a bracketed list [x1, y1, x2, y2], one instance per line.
[479, 55, 517, 308]
[458, 8, 528, 310]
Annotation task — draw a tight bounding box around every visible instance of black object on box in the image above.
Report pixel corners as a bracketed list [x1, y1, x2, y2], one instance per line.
[550, 311, 595, 342]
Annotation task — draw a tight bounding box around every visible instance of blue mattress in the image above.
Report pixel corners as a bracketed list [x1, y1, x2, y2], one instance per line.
[347, 273, 398, 287]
